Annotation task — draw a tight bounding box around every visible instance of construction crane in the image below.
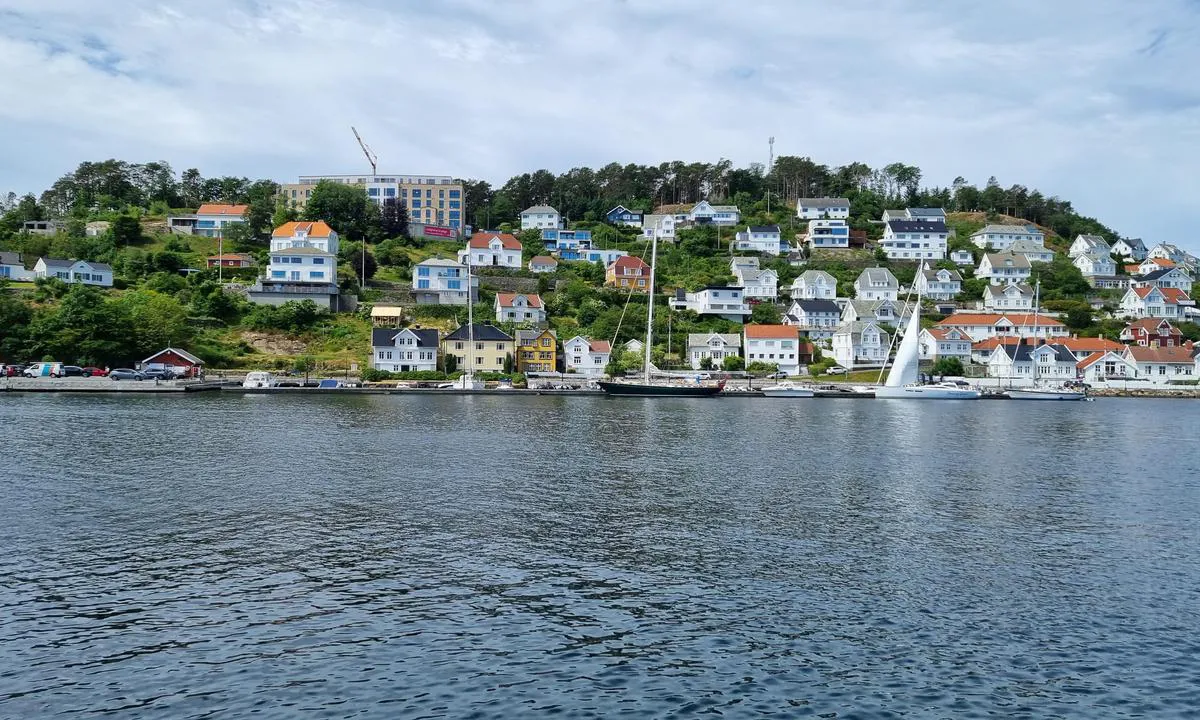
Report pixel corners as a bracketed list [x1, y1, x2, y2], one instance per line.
[351, 126, 378, 177]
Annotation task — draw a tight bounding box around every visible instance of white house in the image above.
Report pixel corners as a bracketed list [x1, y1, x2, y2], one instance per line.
[1069, 234, 1111, 258]
[906, 208, 948, 224]
[459, 232, 522, 268]
[733, 225, 783, 255]
[790, 269, 837, 300]
[1073, 252, 1116, 278]
[1124, 345, 1196, 385]
[937, 312, 1068, 341]
[686, 332, 741, 369]
[831, 321, 890, 369]
[986, 342, 1077, 381]
[1111, 238, 1147, 261]
[919, 327, 973, 363]
[914, 267, 962, 301]
[563, 336, 611, 376]
[265, 221, 338, 285]
[520, 205, 561, 230]
[1147, 243, 1187, 265]
[1119, 286, 1193, 319]
[641, 214, 676, 242]
[880, 220, 948, 260]
[854, 267, 899, 301]
[796, 198, 851, 220]
[528, 255, 558, 273]
[805, 218, 850, 249]
[1076, 351, 1140, 385]
[977, 252, 1032, 285]
[689, 201, 740, 226]
[743, 324, 803, 376]
[950, 249, 975, 265]
[494, 293, 546, 324]
[730, 257, 778, 300]
[669, 286, 751, 321]
[842, 298, 911, 331]
[1007, 238, 1055, 264]
[970, 224, 1045, 251]
[0, 252, 33, 281]
[193, 203, 248, 239]
[982, 282, 1035, 312]
[371, 327, 439, 372]
[33, 258, 114, 287]
[1131, 266, 1193, 292]
[412, 257, 477, 305]
[783, 299, 841, 341]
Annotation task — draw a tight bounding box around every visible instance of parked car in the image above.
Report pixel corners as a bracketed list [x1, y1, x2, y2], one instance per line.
[766, 371, 788, 379]
[109, 368, 146, 381]
[141, 368, 179, 380]
[0, 364, 25, 377]
[825, 366, 848, 375]
[82, 367, 108, 377]
[61, 365, 86, 377]
[24, 362, 64, 378]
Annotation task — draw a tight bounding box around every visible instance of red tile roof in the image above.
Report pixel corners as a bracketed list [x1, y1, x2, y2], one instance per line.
[468, 232, 521, 250]
[529, 255, 558, 265]
[589, 340, 611, 352]
[273, 221, 335, 237]
[926, 327, 973, 342]
[1125, 345, 1195, 363]
[496, 293, 543, 308]
[744, 324, 799, 340]
[939, 313, 1065, 328]
[196, 203, 248, 216]
[609, 255, 650, 274]
[1132, 286, 1191, 303]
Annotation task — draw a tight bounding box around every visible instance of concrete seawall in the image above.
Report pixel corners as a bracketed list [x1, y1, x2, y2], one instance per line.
[2, 377, 224, 393]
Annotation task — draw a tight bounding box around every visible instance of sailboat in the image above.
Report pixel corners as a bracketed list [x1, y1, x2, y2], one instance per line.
[451, 252, 484, 390]
[598, 233, 725, 397]
[1006, 281, 1086, 401]
[874, 264, 980, 400]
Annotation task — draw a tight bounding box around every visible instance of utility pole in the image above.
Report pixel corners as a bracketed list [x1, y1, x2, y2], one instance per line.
[767, 136, 775, 216]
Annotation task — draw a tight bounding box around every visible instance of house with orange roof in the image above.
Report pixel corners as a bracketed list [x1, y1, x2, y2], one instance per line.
[458, 232, 522, 268]
[937, 312, 1068, 342]
[167, 203, 248, 238]
[1130, 265, 1193, 292]
[743, 324, 809, 375]
[248, 220, 342, 309]
[918, 327, 972, 363]
[1118, 286, 1194, 319]
[528, 255, 558, 273]
[1121, 318, 1184, 347]
[563, 336, 611, 376]
[494, 293, 545, 324]
[1076, 351, 1139, 384]
[1123, 344, 1197, 385]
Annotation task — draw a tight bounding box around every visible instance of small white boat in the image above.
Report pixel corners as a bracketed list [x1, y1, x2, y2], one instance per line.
[760, 382, 815, 398]
[242, 371, 277, 389]
[876, 381, 980, 400]
[450, 372, 484, 390]
[1007, 387, 1087, 401]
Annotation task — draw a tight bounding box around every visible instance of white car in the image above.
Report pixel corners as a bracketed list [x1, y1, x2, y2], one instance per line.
[826, 366, 848, 375]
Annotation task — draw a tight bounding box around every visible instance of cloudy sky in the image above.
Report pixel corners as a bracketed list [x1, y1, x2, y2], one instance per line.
[1, 0, 1198, 250]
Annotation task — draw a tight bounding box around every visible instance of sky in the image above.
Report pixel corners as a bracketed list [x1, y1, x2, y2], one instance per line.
[1, 0, 1198, 251]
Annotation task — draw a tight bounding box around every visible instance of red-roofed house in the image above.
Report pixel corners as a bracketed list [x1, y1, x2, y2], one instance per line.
[918, 327, 972, 363]
[563, 336, 612, 376]
[1124, 345, 1197, 384]
[494, 293, 545, 324]
[1121, 318, 1185, 347]
[1119, 286, 1194, 319]
[459, 232, 522, 267]
[206, 253, 256, 268]
[937, 313, 1068, 341]
[1076, 350, 1139, 384]
[605, 255, 651, 292]
[167, 203, 248, 238]
[743, 324, 810, 375]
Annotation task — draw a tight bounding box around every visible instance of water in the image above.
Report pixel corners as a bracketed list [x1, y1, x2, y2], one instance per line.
[2, 393, 1199, 718]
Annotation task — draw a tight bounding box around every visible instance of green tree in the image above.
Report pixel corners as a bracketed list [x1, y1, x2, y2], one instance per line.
[303, 180, 377, 240]
[244, 180, 279, 237]
[699, 355, 714, 370]
[442, 352, 458, 374]
[379, 197, 411, 238]
[292, 354, 316, 383]
[722, 354, 745, 371]
[110, 214, 143, 247]
[115, 289, 192, 354]
[0, 285, 33, 361]
[272, 197, 298, 229]
[221, 221, 257, 253]
[30, 284, 135, 366]
[746, 361, 779, 375]
[930, 357, 964, 376]
[749, 302, 782, 325]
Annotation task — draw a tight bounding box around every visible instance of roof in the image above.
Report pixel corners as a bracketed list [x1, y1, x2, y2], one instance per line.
[925, 327, 973, 342]
[207, 253, 255, 261]
[565, 336, 612, 353]
[273, 221, 335, 238]
[994, 342, 1076, 363]
[516, 328, 556, 345]
[982, 252, 1032, 269]
[141, 347, 205, 365]
[797, 197, 850, 208]
[710, 205, 739, 212]
[416, 257, 461, 268]
[1125, 345, 1196, 364]
[940, 313, 1065, 327]
[653, 204, 692, 215]
[1136, 267, 1182, 282]
[371, 327, 439, 348]
[1125, 317, 1180, 334]
[1131, 286, 1191, 303]
[747, 225, 781, 233]
[196, 203, 248, 216]
[609, 255, 650, 272]
[1058, 337, 1124, 353]
[468, 232, 521, 250]
[529, 255, 558, 266]
[74, 260, 113, 273]
[1008, 238, 1051, 254]
[972, 224, 1043, 236]
[0, 251, 22, 266]
[1075, 234, 1109, 246]
[370, 305, 404, 318]
[795, 269, 836, 285]
[983, 282, 1033, 298]
[444, 324, 513, 342]
[835, 320, 889, 341]
[744, 324, 799, 340]
[907, 207, 947, 218]
[1117, 238, 1147, 251]
[922, 267, 963, 282]
[496, 292, 543, 308]
[686, 333, 740, 347]
[847, 299, 911, 320]
[792, 299, 841, 314]
[856, 267, 898, 287]
[1147, 258, 1176, 268]
[521, 205, 559, 215]
[38, 257, 73, 268]
[887, 220, 947, 233]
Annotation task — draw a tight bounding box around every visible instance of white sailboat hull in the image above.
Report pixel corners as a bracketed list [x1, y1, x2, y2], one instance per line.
[875, 384, 980, 400]
[760, 385, 815, 398]
[1007, 388, 1086, 401]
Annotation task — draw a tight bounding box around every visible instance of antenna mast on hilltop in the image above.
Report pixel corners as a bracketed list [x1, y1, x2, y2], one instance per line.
[352, 126, 378, 177]
[767, 136, 775, 215]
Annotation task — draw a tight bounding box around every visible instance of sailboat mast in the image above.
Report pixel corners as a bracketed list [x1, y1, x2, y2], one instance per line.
[1031, 278, 1040, 382]
[643, 234, 658, 384]
[467, 251, 475, 376]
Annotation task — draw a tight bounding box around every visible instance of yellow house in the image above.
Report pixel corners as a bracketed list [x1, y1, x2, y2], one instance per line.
[605, 255, 652, 292]
[515, 328, 557, 374]
[441, 324, 514, 372]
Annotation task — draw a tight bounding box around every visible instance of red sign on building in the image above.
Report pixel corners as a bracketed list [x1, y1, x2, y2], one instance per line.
[423, 225, 454, 238]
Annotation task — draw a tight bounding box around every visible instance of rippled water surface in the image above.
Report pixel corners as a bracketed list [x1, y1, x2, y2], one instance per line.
[2, 393, 1199, 718]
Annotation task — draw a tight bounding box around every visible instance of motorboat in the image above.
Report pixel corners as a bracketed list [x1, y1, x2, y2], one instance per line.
[875, 381, 980, 399]
[759, 381, 815, 398]
[242, 371, 277, 389]
[1007, 387, 1087, 401]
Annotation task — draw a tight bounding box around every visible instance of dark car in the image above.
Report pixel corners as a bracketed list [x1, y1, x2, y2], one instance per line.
[82, 367, 108, 377]
[142, 368, 180, 380]
[109, 368, 146, 381]
[61, 366, 86, 377]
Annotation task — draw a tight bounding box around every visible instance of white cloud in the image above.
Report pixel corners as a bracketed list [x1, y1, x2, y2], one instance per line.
[0, 0, 1198, 250]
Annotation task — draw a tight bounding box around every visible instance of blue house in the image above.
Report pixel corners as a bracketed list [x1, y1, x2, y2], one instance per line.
[606, 205, 644, 228]
[543, 229, 594, 260]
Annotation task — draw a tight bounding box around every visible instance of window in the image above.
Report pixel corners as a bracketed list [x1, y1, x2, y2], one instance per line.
[312, 257, 324, 265]
[448, 280, 461, 289]
[290, 257, 302, 263]
[476, 343, 483, 350]
[496, 344, 504, 351]
[417, 279, 429, 289]
[418, 267, 430, 277]
[310, 271, 324, 279]
[272, 270, 285, 278]
[273, 256, 284, 263]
